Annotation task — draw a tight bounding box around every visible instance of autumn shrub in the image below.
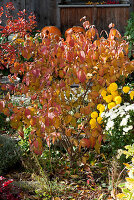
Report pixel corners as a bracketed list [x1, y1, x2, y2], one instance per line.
[124, 12, 134, 59]
[0, 3, 134, 167]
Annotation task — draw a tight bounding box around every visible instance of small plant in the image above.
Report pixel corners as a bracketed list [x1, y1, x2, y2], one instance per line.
[117, 144, 134, 200]
[18, 126, 31, 154]
[0, 135, 21, 174]
[34, 176, 66, 199]
[0, 176, 21, 200]
[125, 12, 134, 59]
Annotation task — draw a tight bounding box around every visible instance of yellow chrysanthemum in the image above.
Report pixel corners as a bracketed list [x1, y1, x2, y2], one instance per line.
[108, 102, 116, 110]
[111, 91, 119, 98]
[122, 86, 130, 93]
[97, 104, 102, 110]
[90, 118, 97, 129]
[91, 111, 98, 119]
[114, 96, 122, 105]
[108, 82, 118, 92]
[97, 117, 103, 124]
[100, 105, 105, 113]
[101, 89, 107, 97]
[105, 95, 113, 103]
[107, 86, 111, 93]
[97, 104, 105, 113]
[130, 91, 134, 100]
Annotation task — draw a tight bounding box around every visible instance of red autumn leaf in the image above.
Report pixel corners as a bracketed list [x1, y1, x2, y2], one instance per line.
[69, 39, 75, 47]
[18, 127, 24, 138]
[77, 70, 86, 83]
[79, 51, 86, 62]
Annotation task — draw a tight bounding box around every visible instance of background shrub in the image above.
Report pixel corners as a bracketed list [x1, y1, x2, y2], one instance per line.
[0, 135, 21, 174]
[125, 12, 134, 59]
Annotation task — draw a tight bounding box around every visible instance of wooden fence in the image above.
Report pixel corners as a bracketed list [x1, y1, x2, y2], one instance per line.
[0, 0, 133, 35]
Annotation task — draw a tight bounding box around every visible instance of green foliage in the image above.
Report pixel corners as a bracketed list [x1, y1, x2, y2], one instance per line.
[34, 175, 66, 199]
[117, 144, 134, 200]
[18, 126, 31, 154]
[0, 135, 21, 174]
[125, 12, 134, 59]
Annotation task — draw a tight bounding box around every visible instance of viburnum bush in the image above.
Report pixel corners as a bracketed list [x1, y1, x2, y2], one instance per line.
[0, 3, 134, 166]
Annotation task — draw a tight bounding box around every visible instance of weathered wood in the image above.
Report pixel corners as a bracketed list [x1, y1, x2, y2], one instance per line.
[60, 6, 130, 35]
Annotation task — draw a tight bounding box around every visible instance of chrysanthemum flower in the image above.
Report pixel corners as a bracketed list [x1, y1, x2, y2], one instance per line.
[108, 82, 118, 92]
[90, 118, 97, 129]
[97, 104, 105, 113]
[108, 102, 116, 110]
[130, 91, 134, 100]
[114, 96, 122, 104]
[91, 111, 98, 119]
[97, 116, 103, 124]
[101, 89, 107, 97]
[123, 86, 130, 93]
[111, 91, 119, 98]
[105, 95, 113, 103]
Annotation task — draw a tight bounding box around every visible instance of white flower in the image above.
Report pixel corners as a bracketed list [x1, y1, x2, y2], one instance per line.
[125, 104, 134, 111]
[101, 112, 105, 118]
[106, 120, 114, 130]
[110, 113, 118, 120]
[123, 126, 133, 133]
[127, 125, 133, 131]
[128, 169, 134, 178]
[118, 106, 125, 112]
[6, 118, 10, 122]
[120, 117, 128, 126]
[124, 102, 129, 106]
[125, 115, 130, 119]
[120, 111, 126, 117]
